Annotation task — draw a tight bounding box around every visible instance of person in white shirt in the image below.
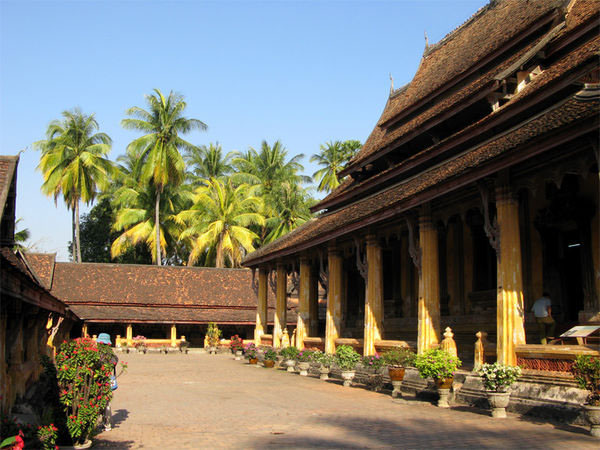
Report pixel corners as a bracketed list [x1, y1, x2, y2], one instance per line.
[531, 292, 555, 345]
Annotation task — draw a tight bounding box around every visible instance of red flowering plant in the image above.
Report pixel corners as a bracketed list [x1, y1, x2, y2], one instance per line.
[55, 337, 114, 446]
[37, 424, 58, 450]
[230, 335, 244, 353]
[0, 429, 24, 450]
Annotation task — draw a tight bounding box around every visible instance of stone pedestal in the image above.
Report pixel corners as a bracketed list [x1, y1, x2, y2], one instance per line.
[438, 388, 450, 408]
[392, 380, 403, 398]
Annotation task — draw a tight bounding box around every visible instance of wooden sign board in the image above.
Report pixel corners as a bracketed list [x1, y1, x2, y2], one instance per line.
[560, 325, 600, 338]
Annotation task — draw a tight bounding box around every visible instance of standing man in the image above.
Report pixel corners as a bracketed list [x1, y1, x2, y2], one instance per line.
[531, 292, 555, 345]
[97, 333, 118, 431]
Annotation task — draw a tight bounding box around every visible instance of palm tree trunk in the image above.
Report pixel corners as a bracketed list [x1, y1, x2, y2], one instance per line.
[155, 189, 162, 266]
[75, 200, 82, 263]
[71, 208, 76, 262]
[216, 239, 223, 268]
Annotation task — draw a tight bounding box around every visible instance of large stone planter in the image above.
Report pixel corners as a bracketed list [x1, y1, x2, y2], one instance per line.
[341, 370, 356, 387]
[284, 359, 296, 372]
[234, 350, 243, 360]
[388, 366, 406, 398]
[298, 362, 311, 376]
[583, 405, 600, 437]
[435, 377, 453, 408]
[487, 391, 511, 418]
[319, 365, 331, 380]
[207, 346, 217, 355]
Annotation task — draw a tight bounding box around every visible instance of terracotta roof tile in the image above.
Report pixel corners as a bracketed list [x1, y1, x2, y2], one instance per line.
[245, 94, 599, 265]
[22, 252, 56, 289]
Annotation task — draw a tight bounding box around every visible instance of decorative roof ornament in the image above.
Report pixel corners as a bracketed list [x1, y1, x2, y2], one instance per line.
[389, 73, 394, 95]
[424, 30, 429, 49]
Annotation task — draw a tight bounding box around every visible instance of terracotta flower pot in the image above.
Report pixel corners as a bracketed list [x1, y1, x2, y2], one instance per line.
[435, 377, 453, 390]
[388, 366, 406, 398]
[583, 404, 600, 437]
[249, 357, 258, 365]
[264, 359, 275, 368]
[487, 391, 510, 418]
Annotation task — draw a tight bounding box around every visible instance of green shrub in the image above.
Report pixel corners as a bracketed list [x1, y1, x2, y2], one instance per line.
[263, 348, 278, 361]
[280, 346, 299, 360]
[334, 345, 361, 371]
[478, 362, 521, 392]
[382, 348, 415, 367]
[414, 349, 461, 380]
[572, 355, 600, 406]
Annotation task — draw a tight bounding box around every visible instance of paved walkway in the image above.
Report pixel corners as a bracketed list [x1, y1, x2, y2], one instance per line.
[95, 353, 597, 449]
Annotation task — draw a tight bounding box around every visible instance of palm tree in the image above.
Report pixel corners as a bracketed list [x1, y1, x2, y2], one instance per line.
[110, 151, 192, 264]
[264, 182, 313, 243]
[310, 140, 361, 193]
[176, 178, 265, 268]
[122, 88, 207, 265]
[34, 108, 113, 262]
[184, 142, 233, 182]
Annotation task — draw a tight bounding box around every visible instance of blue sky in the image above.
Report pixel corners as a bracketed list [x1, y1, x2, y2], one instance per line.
[0, 0, 488, 261]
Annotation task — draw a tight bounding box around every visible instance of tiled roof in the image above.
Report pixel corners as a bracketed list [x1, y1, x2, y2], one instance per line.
[22, 252, 56, 289]
[344, 0, 565, 173]
[0, 155, 18, 222]
[0, 155, 18, 244]
[244, 93, 599, 265]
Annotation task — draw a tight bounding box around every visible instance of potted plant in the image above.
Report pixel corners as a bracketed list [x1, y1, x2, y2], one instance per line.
[362, 354, 385, 391]
[334, 345, 361, 387]
[179, 340, 190, 354]
[279, 346, 299, 372]
[478, 362, 521, 418]
[414, 348, 461, 407]
[311, 351, 335, 380]
[263, 347, 277, 368]
[55, 337, 114, 448]
[296, 350, 314, 376]
[572, 355, 600, 437]
[133, 335, 147, 354]
[206, 322, 222, 354]
[230, 335, 244, 360]
[382, 347, 416, 398]
[244, 343, 259, 364]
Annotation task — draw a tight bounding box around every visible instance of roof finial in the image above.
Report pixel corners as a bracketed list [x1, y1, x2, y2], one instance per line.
[424, 30, 429, 49]
[389, 73, 394, 94]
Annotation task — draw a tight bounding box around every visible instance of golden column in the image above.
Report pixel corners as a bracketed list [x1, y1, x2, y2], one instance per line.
[417, 209, 441, 354]
[496, 184, 526, 365]
[254, 268, 269, 345]
[325, 244, 343, 354]
[170, 324, 177, 347]
[297, 257, 312, 349]
[273, 264, 287, 349]
[364, 234, 384, 356]
[126, 323, 133, 347]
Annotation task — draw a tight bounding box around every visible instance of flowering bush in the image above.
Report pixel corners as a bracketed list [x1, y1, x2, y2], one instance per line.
[56, 337, 114, 446]
[478, 362, 521, 392]
[279, 346, 299, 360]
[0, 430, 24, 450]
[207, 322, 222, 347]
[230, 335, 244, 353]
[296, 350, 314, 362]
[133, 335, 146, 348]
[263, 347, 278, 361]
[311, 350, 335, 367]
[414, 349, 461, 380]
[382, 348, 416, 367]
[572, 355, 600, 406]
[37, 424, 58, 450]
[244, 343, 258, 359]
[362, 354, 385, 372]
[334, 345, 361, 371]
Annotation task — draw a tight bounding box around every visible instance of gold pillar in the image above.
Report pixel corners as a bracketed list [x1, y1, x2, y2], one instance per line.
[308, 266, 319, 337]
[496, 184, 526, 365]
[325, 244, 343, 354]
[273, 264, 287, 349]
[297, 257, 312, 349]
[170, 324, 177, 347]
[364, 235, 384, 356]
[418, 209, 441, 354]
[82, 323, 88, 338]
[254, 268, 268, 344]
[126, 323, 133, 347]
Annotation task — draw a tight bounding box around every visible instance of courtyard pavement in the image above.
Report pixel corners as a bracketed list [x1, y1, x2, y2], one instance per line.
[94, 352, 597, 449]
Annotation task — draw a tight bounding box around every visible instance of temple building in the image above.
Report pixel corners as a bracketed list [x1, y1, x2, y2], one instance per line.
[244, 0, 600, 369]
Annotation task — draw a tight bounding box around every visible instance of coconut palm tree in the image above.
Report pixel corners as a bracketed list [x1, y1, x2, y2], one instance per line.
[122, 88, 207, 265]
[310, 140, 361, 193]
[184, 142, 233, 182]
[264, 182, 313, 243]
[34, 108, 113, 262]
[176, 178, 265, 267]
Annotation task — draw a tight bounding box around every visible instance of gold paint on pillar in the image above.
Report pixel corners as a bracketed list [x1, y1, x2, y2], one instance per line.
[297, 257, 312, 349]
[126, 323, 133, 347]
[325, 244, 343, 354]
[82, 323, 88, 338]
[496, 184, 526, 366]
[364, 234, 384, 356]
[273, 264, 287, 349]
[170, 324, 177, 347]
[417, 209, 441, 354]
[255, 268, 269, 344]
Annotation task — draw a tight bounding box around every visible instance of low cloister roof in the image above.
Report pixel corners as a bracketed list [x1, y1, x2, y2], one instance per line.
[243, 0, 599, 268]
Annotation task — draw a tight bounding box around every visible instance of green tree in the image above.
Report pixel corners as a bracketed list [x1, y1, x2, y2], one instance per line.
[184, 142, 233, 182]
[264, 182, 313, 243]
[13, 218, 31, 252]
[34, 108, 113, 262]
[122, 88, 207, 265]
[176, 178, 265, 267]
[310, 139, 361, 193]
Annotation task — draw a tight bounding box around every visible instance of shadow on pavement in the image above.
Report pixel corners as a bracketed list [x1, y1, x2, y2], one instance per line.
[112, 409, 130, 428]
